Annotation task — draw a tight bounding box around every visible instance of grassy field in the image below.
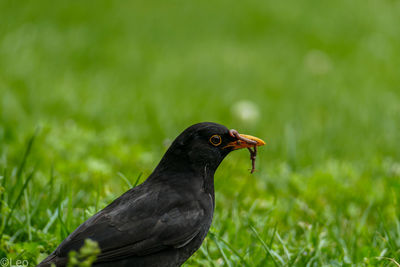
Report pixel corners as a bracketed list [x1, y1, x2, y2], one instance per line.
[1, 0, 400, 266]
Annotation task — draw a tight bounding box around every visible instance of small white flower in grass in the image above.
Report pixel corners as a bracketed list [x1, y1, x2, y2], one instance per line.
[383, 159, 400, 177]
[87, 158, 111, 174]
[304, 50, 332, 75]
[231, 100, 260, 124]
[390, 163, 400, 177]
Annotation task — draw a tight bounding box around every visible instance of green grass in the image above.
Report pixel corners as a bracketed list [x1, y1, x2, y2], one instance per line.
[1, 0, 400, 266]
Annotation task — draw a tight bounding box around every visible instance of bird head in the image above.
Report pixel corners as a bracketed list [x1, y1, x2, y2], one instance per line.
[154, 122, 265, 175]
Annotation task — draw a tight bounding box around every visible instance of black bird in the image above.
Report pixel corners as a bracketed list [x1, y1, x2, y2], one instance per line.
[38, 122, 265, 267]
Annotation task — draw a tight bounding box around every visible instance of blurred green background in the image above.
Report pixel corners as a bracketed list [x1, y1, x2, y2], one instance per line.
[1, 0, 400, 266]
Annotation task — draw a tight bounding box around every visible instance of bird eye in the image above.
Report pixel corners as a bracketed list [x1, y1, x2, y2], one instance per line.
[209, 135, 222, 146]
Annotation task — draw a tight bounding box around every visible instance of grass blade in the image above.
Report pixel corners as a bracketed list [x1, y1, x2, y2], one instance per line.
[209, 232, 250, 267]
[0, 169, 35, 239]
[117, 172, 133, 188]
[249, 225, 284, 266]
[210, 233, 233, 267]
[199, 242, 217, 267]
[132, 172, 143, 187]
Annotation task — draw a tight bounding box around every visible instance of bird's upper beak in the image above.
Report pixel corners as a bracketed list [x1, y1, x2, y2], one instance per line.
[224, 133, 266, 150]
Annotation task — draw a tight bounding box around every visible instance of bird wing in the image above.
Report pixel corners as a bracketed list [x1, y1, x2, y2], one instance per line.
[54, 184, 206, 262]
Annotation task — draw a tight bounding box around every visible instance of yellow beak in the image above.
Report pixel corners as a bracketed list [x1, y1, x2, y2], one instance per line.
[224, 134, 266, 150]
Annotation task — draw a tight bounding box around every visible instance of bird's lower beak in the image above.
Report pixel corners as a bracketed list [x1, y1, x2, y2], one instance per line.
[224, 134, 266, 150]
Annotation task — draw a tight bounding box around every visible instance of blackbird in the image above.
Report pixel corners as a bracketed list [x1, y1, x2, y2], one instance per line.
[38, 122, 265, 267]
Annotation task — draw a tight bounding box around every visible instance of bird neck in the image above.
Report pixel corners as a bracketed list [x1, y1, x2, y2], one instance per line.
[150, 150, 217, 196]
[202, 164, 215, 198]
[153, 145, 222, 176]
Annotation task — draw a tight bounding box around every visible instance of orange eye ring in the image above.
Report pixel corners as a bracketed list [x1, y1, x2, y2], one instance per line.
[209, 135, 222, 146]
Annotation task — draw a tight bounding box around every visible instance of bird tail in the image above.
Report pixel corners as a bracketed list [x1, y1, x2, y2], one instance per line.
[36, 252, 68, 267]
